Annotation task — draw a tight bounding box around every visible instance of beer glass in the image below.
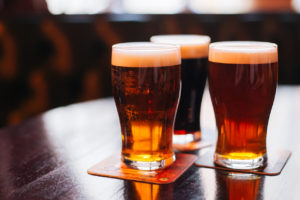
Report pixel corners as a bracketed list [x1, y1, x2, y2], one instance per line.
[111, 42, 181, 170]
[208, 41, 278, 169]
[151, 35, 210, 145]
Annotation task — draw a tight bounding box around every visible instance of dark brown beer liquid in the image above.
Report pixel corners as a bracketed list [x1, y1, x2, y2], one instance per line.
[174, 58, 207, 139]
[112, 65, 180, 163]
[209, 62, 278, 161]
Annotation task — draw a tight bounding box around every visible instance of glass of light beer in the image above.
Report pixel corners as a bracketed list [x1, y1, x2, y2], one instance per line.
[150, 35, 210, 145]
[208, 41, 278, 169]
[111, 42, 181, 170]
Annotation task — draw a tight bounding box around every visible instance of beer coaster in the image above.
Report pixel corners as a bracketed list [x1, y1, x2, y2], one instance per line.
[194, 148, 291, 176]
[87, 153, 198, 184]
[174, 140, 212, 152]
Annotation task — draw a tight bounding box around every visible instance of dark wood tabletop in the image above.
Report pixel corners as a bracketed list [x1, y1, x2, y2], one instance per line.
[1, 86, 300, 200]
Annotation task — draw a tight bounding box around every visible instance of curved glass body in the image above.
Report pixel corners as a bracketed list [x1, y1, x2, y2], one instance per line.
[208, 41, 278, 169]
[111, 42, 181, 170]
[151, 35, 210, 145]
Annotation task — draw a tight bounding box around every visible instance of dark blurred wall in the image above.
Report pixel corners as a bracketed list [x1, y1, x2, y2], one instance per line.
[0, 13, 299, 126]
[0, 0, 48, 14]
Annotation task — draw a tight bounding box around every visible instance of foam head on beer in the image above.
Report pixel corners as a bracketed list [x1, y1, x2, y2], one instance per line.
[112, 42, 181, 67]
[209, 41, 278, 64]
[150, 35, 211, 59]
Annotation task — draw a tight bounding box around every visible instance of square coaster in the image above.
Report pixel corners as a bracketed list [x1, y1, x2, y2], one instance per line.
[87, 153, 198, 184]
[174, 140, 212, 152]
[194, 148, 291, 176]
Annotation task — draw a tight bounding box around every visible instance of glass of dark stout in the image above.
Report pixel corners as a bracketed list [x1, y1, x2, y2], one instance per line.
[208, 41, 278, 169]
[111, 42, 181, 170]
[151, 35, 211, 146]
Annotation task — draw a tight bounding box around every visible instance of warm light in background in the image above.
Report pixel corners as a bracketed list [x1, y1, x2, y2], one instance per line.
[292, 0, 300, 11]
[45, 0, 294, 14]
[46, 0, 110, 14]
[188, 0, 253, 14]
[122, 0, 186, 14]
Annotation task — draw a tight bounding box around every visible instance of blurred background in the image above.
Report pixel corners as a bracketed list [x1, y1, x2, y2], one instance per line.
[0, 0, 299, 126]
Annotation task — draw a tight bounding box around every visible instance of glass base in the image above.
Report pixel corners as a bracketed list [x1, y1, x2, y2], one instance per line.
[122, 154, 175, 171]
[214, 153, 267, 170]
[173, 131, 201, 144]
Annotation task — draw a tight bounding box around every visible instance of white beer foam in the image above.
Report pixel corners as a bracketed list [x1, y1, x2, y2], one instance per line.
[150, 35, 211, 59]
[112, 42, 181, 67]
[209, 41, 278, 64]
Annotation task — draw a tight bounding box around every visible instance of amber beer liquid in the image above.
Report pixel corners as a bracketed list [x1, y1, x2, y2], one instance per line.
[208, 41, 278, 169]
[151, 35, 210, 145]
[111, 42, 181, 170]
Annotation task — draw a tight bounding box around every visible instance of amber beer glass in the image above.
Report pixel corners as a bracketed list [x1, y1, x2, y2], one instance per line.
[111, 42, 181, 170]
[208, 41, 278, 169]
[151, 35, 210, 145]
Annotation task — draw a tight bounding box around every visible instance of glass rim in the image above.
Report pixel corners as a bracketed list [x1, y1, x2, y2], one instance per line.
[111, 42, 181, 67]
[150, 35, 210, 59]
[150, 34, 211, 45]
[112, 42, 180, 52]
[209, 41, 278, 64]
[209, 41, 277, 52]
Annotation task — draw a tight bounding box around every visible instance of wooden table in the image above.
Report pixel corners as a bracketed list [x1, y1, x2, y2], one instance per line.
[1, 86, 300, 200]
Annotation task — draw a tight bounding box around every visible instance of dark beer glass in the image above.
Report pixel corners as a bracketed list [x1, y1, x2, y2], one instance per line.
[111, 42, 181, 170]
[151, 35, 210, 145]
[208, 41, 278, 169]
